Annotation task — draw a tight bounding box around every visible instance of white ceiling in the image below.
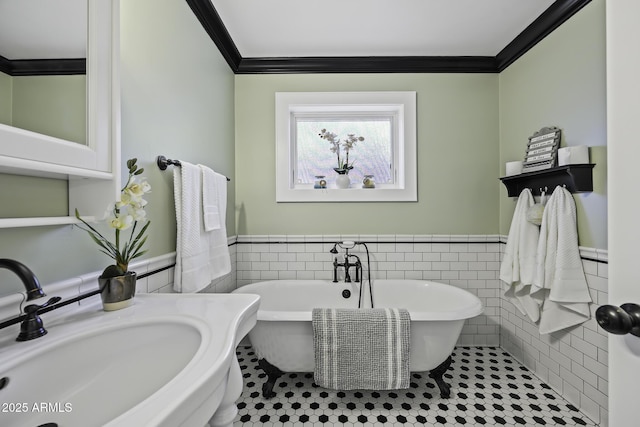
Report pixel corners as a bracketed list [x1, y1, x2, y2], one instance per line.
[0, 0, 558, 61]
[0, 0, 86, 60]
[212, 0, 556, 57]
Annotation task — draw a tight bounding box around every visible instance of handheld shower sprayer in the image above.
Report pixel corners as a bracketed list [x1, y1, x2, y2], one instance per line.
[328, 241, 356, 254]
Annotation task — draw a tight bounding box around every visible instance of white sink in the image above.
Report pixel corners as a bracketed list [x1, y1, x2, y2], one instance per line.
[0, 293, 259, 427]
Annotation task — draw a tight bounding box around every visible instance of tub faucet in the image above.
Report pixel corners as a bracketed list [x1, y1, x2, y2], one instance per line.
[0, 258, 45, 301]
[332, 253, 361, 283]
[348, 254, 362, 283]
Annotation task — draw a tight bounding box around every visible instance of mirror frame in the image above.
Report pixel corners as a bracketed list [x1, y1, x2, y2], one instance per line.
[0, 0, 120, 228]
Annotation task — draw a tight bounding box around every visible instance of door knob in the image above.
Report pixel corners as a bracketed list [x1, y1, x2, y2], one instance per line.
[596, 303, 640, 337]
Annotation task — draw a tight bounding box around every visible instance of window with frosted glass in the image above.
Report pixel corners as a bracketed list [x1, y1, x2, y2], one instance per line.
[294, 116, 393, 186]
[275, 91, 417, 202]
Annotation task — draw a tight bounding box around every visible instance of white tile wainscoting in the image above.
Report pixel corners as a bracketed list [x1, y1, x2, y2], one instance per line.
[0, 234, 608, 425]
[235, 234, 503, 347]
[0, 240, 237, 323]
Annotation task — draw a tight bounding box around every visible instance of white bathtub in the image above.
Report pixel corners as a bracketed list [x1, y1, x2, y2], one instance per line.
[233, 279, 483, 397]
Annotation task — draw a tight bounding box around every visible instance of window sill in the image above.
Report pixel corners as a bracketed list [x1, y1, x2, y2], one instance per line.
[276, 186, 417, 202]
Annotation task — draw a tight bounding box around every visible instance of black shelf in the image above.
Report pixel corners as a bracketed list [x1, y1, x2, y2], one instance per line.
[500, 164, 595, 197]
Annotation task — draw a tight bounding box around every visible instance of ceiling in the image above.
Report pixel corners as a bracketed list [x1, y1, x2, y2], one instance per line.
[0, 0, 591, 75]
[212, 0, 556, 58]
[0, 0, 86, 60]
[193, 0, 591, 73]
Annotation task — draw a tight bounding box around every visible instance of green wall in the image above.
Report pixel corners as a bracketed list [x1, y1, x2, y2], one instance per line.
[120, 0, 236, 263]
[0, 0, 607, 296]
[233, 2, 606, 245]
[499, 0, 607, 249]
[0, 73, 85, 220]
[0, 73, 86, 144]
[235, 74, 500, 235]
[12, 75, 86, 144]
[0, 0, 235, 296]
[0, 72, 10, 124]
[0, 175, 68, 218]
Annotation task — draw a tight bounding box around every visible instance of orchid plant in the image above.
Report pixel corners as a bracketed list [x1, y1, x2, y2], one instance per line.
[75, 158, 151, 278]
[319, 129, 365, 174]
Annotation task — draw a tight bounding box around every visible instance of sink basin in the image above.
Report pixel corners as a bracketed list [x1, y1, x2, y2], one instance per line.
[0, 293, 260, 427]
[1, 320, 201, 426]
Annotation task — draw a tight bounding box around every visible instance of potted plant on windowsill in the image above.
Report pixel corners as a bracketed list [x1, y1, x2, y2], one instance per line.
[75, 158, 151, 311]
[319, 129, 365, 188]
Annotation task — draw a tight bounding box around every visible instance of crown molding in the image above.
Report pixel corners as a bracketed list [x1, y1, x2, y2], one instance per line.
[185, 0, 241, 72]
[496, 0, 592, 71]
[0, 55, 85, 76]
[188, 0, 592, 74]
[236, 56, 497, 74]
[0, 55, 10, 75]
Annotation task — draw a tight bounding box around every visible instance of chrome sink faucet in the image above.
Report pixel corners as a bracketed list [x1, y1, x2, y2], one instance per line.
[0, 259, 60, 341]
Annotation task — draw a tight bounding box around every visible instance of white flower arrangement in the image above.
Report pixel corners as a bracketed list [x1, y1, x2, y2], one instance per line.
[319, 129, 365, 173]
[75, 158, 151, 278]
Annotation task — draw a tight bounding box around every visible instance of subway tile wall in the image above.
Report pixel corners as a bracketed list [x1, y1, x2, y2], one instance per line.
[235, 234, 503, 346]
[138, 241, 237, 295]
[499, 251, 609, 426]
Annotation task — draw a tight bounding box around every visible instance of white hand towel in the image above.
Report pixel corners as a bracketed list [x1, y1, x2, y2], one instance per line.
[203, 166, 231, 283]
[500, 188, 541, 322]
[173, 162, 231, 293]
[531, 186, 591, 334]
[200, 164, 224, 231]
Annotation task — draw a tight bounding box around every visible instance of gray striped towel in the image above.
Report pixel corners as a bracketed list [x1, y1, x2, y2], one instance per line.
[312, 308, 411, 390]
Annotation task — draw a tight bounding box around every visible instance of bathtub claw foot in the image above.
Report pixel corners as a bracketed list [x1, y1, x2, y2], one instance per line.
[262, 381, 276, 399]
[258, 358, 284, 399]
[429, 355, 452, 398]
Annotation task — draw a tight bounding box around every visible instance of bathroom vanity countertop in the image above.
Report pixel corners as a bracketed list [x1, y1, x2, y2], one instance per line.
[0, 293, 260, 427]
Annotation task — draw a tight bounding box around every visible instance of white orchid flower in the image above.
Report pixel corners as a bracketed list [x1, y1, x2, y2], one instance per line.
[131, 208, 147, 222]
[125, 181, 147, 199]
[109, 214, 133, 231]
[131, 197, 148, 209]
[116, 196, 130, 209]
[320, 129, 365, 170]
[140, 180, 151, 193]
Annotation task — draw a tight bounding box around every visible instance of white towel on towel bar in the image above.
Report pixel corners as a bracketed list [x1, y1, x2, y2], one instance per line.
[531, 186, 591, 334]
[500, 188, 541, 323]
[173, 161, 231, 293]
[200, 164, 225, 231]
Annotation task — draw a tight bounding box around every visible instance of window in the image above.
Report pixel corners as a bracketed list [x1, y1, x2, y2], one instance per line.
[275, 92, 417, 202]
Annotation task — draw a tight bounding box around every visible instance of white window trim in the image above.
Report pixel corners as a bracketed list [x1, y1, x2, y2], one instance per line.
[275, 91, 417, 202]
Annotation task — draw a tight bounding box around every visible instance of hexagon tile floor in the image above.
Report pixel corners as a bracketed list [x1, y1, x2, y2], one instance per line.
[233, 346, 597, 426]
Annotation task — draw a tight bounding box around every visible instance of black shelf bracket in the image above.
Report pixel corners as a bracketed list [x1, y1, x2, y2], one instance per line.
[499, 164, 595, 197]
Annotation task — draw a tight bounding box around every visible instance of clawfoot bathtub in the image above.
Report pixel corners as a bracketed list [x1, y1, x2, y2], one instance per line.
[233, 279, 482, 398]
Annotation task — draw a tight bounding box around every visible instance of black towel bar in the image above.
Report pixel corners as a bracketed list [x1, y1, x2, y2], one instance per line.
[157, 155, 230, 181]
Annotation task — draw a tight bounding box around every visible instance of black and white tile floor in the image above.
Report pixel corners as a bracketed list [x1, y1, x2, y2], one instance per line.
[233, 346, 597, 426]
